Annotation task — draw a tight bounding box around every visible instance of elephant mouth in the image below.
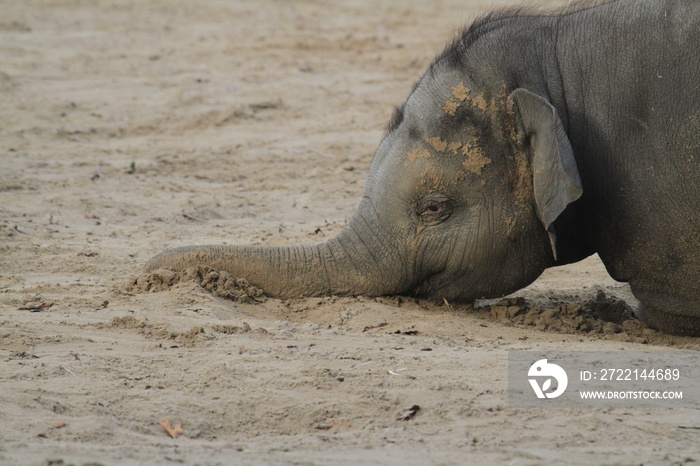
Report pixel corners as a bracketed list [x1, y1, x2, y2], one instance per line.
[410, 269, 473, 302]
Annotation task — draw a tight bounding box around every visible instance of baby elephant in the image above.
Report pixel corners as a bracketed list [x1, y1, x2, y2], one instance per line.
[147, 0, 700, 336]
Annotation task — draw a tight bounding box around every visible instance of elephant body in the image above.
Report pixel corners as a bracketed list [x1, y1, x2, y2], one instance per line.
[147, 0, 700, 336]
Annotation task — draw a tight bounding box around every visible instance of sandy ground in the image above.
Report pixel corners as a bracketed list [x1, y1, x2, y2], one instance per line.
[1, 0, 699, 464]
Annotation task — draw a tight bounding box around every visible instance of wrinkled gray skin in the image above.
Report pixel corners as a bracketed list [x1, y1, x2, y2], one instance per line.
[147, 0, 700, 336]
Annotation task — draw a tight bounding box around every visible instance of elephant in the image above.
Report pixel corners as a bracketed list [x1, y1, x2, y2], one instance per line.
[145, 0, 700, 336]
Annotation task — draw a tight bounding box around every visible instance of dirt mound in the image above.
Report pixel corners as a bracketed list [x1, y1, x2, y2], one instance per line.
[481, 290, 661, 342]
[127, 266, 266, 304]
[98, 314, 256, 347]
[103, 315, 209, 347]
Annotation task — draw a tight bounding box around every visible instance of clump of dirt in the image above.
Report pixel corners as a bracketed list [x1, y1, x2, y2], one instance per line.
[482, 290, 654, 340]
[100, 315, 210, 347]
[101, 315, 257, 347]
[127, 266, 266, 304]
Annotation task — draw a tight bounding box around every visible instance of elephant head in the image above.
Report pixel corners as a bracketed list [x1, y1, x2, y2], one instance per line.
[145, 60, 582, 303]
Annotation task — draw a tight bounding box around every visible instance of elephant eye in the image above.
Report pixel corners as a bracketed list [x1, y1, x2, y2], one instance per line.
[417, 193, 450, 224]
[421, 204, 446, 216]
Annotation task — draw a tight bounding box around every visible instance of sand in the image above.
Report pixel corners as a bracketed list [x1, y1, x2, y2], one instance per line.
[1, 0, 698, 464]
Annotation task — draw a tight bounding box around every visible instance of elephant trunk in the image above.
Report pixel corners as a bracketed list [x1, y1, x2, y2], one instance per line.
[144, 228, 409, 298]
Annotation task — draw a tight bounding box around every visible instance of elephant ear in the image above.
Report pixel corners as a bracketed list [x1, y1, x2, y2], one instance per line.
[509, 88, 583, 261]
